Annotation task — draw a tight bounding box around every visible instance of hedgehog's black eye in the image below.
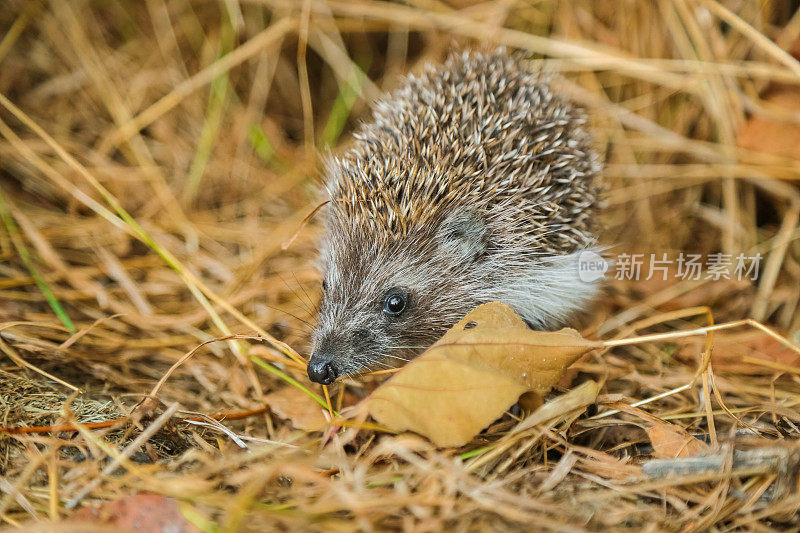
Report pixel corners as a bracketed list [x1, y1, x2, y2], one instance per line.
[322, 279, 328, 291]
[383, 292, 407, 316]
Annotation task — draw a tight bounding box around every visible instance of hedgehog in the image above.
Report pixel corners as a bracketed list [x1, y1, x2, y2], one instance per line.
[307, 49, 602, 385]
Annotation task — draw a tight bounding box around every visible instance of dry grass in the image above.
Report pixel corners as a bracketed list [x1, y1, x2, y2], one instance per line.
[2, 0, 800, 530]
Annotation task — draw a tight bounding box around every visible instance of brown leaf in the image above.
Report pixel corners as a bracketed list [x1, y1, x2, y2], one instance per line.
[266, 386, 328, 432]
[738, 90, 800, 160]
[363, 302, 601, 447]
[71, 493, 198, 532]
[607, 401, 711, 459]
[647, 423, 710, 459]
[675, 331, 800, 374]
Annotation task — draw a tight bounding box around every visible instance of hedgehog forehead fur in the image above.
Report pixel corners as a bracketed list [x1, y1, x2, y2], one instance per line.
[310, 48, 602, 382]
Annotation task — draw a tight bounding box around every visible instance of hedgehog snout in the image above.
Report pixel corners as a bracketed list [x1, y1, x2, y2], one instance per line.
[307, 351, 338, 385]
[309, 319, 389, 382]
[308, 324, 340, 384]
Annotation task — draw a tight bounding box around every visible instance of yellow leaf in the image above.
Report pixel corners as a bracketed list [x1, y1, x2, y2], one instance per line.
[266, 387, 328, 432]
[363, 302, 601, 447]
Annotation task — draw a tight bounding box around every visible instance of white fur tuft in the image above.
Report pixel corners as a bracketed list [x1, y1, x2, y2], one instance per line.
[490, 248, 603, 328]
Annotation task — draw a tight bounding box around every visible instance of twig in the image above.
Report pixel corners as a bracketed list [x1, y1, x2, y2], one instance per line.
[642, 447, 799, 482]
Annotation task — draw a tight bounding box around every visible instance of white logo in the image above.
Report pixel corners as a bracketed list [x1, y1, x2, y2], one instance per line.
[577, 250, 609, 282]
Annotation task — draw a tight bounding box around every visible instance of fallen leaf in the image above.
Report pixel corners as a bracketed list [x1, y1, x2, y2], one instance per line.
[647, 422, 710, 459]
[518, 391, 543, 412]
[363, 302, 601, 447]
[266, 386, 328, 432]
[607, 401, 711, 459]
[676, 330, 800, 375]
[71, 493, 198, 532]
[738, 90, 800, 160]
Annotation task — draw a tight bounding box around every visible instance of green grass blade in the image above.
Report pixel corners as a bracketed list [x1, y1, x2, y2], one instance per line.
[183, 13, 235, 205]
[0, 189, 75, 332]
[247, 123, 276, 163]
[319, 60, 369, 148]
[459, 446, 491, 460]
[250, 354, 338, 416]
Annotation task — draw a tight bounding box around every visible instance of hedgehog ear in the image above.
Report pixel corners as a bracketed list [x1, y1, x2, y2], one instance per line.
[436, 209, 488, 262]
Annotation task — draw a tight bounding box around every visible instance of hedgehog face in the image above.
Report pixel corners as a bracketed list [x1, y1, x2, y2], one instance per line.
[307, 210, 490, 384]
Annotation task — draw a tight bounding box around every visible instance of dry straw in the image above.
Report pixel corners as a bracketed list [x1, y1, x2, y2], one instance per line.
[1, 0, 800, 530]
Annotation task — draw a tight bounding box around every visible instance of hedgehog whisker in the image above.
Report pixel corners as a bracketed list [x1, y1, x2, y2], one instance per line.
[277, 273, 314, 316]
[381, 354, 413, 361]
[386, 344, 430, 349]
[262, 304, 313, 328]
[292, 271, 319, 315]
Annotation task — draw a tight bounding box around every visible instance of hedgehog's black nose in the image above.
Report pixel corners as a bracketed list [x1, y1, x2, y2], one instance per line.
[307, 354, 338, 385]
